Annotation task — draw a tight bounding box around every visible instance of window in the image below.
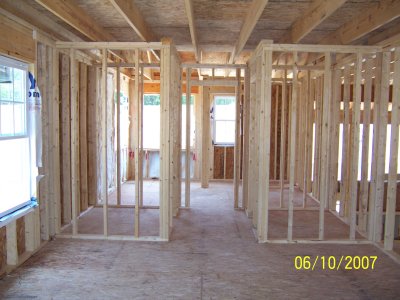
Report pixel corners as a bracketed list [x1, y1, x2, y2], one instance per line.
[0, 56, 32, 218]
[143, 94, 161, 149]
[143, 94, 195, 149]
[213, 96, 236, 144]
[181, 95, 195, 149]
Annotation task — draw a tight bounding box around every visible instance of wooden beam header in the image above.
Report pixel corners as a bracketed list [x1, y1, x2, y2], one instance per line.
[56, 41, 164, 50]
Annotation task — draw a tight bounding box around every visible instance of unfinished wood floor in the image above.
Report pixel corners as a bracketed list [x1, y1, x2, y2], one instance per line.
[1, 182, 399, 299]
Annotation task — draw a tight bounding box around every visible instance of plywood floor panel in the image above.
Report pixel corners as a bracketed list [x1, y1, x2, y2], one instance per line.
[1, 182, 399, 299]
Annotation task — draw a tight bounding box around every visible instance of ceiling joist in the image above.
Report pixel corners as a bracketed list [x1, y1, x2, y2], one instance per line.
[321, 0, 400, 45]
[229, 0, 269, 64]
[306, 0, 400, 65]
[35, 0, 113, 41]
[284, 0, 347, 43]
[273, 0, 346, 68]
[109, 0, 160, 61]
[184, 0, 200, 62]
[109, 0, 155, 42]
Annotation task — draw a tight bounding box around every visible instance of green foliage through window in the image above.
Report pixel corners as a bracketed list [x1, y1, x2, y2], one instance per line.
[143, 94, 194, 105]
[215, 97, 235, 105]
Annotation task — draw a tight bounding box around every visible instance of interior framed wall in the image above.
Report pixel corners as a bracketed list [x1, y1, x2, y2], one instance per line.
[244, 41, 400, 251]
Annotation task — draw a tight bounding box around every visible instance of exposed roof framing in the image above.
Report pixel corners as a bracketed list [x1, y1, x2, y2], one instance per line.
[0, 0, 84, 43]
[320, 0, 400, 45]
[229, 0, 270, 64]
[108, 0, 160, 61]
[34, 0, 138, 62]
[35, 0, 114, 41]
[274, 0, 346, 66]
[307, 0, 400, 65]
[184, 0, 200, 62]
[109, 0, 156, 42]
[281, 0, 347, 43]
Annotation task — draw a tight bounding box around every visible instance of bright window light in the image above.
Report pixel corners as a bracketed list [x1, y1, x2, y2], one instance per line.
[0, 56, 32, 218]
[213, 96, 236, 144]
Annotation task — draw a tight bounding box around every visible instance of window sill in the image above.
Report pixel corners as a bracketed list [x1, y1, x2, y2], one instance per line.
[0, 200, 38, 229]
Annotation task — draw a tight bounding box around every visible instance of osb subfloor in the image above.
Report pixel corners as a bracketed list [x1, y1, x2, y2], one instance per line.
[1, 182, 399, 299]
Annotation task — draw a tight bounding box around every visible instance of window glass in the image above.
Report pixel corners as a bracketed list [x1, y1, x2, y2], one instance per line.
[213, 96, 236, 144]
[0, 56, 31, 218]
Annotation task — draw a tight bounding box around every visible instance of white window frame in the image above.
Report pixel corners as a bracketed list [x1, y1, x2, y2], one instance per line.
[212, 94, 236, 145]
[0, 55, 32, 219]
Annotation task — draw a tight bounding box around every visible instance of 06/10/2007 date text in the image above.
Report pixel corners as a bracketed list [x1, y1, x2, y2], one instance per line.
[294, 256, 378, 270]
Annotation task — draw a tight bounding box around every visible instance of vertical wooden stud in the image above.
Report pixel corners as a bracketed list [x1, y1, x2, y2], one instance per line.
[116, 67, 121, 205]
[349, 53, 362, 240]
[369, 52, 390, 242]
[201, 86, 210, 188]
[340, 66, 351, 217]
[234, 68, 241, 208]
[185, 67, 191, 207]
[101, 49, 108, 237]
[319, 53, 332, 240]
[70, 49, 79, 236]
[288, 52, 298, 241]
[257, 46, 273, 242]
[384, 48, 400, 249]
[134, 49, 140, 237]
[280, 69, 287, 208]
[359, 57, 373, 232]
[302, 71, 310, 207]
[242, 68, 250, 210]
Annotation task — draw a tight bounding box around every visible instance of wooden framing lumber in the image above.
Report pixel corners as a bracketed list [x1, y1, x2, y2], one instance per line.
[273, 85, 279, 180]
[284, 0, 347, 43]
[320, 0, 400, 45]
[134, 49, 140, 238]
[35, 0, 113, 41]
[234, 69, 241, 208]
[257, 45, 273, 242]
[288, 52, 298, 241]
[56, 42, 163, 50]
[184, 0, 200, 61]
[109, 0, 156, 42]
[280, 69, 287, 208]
[384, 47, 400, 250]
[201, 86, 210, 188]
[247, 62, 258, 218]
[229, 0, 270, 63]
[369, 52, 390, 242]
[302, 71, 311, 206]
[305, 72, 313, 195]
[319, 53, 332, 240]
[242, 68, 251, 210]
[328, 64, 340, 211]
[349, 53, 362, 240]
[159, 39, 181, 239]
[87, 66, 100, 205]
[79, 63, 88, 212]
[51, 48, 61, 234]
[116, 67, 121, 205]
[60, 53, 71, 225]
[185, 68, 191, 207]
[139, 67, 144, 208]
[359, 57, 373, 232]
[37, 43, 50, 241]
[101, 49, 108, 236]
[70, 49, 79, 236]
[340, 66, 351, 217]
